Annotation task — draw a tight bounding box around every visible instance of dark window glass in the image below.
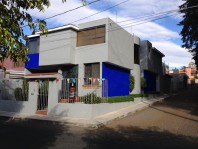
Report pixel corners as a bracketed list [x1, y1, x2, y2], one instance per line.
[134, 44, 140, 64]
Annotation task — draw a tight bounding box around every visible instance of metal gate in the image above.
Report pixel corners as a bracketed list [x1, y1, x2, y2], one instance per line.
[37, 80, 49, 111]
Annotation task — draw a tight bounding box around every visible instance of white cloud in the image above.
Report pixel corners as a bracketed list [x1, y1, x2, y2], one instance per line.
[152, 41, 192, 67]
[27, 0, 191, 67]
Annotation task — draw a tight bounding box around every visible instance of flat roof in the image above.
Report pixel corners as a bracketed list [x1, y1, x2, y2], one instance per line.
[27, 24, 79, 38]
[24, 72, 61, 79]
[152, 47, 165, 57]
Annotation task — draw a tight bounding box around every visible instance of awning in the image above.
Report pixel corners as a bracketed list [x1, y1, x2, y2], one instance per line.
[24, 72, 62, 79]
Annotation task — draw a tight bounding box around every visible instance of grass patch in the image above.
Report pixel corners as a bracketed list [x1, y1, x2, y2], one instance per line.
[107, 96, 134, 103]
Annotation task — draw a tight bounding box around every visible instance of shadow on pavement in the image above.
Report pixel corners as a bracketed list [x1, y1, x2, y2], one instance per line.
[154, 87, 198, 116]
[82, 126, 198, 149]
[0, 116, 70, 149]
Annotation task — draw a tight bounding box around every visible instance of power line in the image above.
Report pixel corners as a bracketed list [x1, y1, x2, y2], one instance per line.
[115, 4, 198, 24]
[33, 13, 180, 54]
[112, 13, 179, 30]
[27, 4, 198, 49]
[39, 13, 178, 44]
[70, 0, 130, 24]
[43, 0, 101, 21]
[32, 9, 179, 39]
[117, 10, 178, 24]
[22, 0, 101, 28]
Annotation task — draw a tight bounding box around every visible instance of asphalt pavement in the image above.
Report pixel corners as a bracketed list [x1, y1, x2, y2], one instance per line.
[0, 87, 198, 149]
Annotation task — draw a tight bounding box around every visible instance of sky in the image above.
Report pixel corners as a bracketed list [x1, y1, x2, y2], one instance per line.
[25, 0, 194, 68]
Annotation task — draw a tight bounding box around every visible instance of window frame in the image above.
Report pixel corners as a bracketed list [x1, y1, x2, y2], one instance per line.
[84, 63, 100, 86]
[77, 25, 105, 47]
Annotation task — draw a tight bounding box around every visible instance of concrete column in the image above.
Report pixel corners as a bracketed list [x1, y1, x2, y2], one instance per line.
[131, 64, 141, 94]
[28, 81, 39, 113]
[47, 80, 59, 116]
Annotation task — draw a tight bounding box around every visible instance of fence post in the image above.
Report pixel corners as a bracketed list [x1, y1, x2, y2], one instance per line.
[28, 81, 39, 113]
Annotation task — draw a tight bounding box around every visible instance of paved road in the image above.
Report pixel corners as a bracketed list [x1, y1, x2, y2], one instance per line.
[0, 88, 198, 149]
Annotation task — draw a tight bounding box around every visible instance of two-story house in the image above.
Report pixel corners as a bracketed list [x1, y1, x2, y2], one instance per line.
[25, 18, 138, 98]
[140, 40, 165, 93]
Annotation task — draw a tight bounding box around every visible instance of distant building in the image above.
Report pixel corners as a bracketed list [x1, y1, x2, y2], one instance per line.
[0, 57, 25, 79]
[140, 40, 165, 93]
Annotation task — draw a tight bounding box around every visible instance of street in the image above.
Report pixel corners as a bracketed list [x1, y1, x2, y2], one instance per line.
[0, 87, 198, 149]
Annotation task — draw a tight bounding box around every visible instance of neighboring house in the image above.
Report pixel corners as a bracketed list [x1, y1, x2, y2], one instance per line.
[25, 18, 136, 97]
[0, 57, 24, 79]
[140, 40, 165, 93]
[179, 62, 198, 84]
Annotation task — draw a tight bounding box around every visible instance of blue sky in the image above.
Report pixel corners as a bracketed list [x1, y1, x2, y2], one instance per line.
[25, 0, 193, 68]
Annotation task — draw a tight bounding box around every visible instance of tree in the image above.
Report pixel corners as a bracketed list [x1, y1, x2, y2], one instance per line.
[0, 0, 85, 62]
[179, 0, 198, 68]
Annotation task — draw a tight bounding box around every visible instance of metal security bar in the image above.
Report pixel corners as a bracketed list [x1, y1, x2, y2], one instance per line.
[37, 80, 49, 111]
[59, 78, 108, 104]
[59, 78, 78, 103]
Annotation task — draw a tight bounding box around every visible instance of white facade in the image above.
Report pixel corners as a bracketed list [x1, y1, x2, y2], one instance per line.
[37, 18, 134, 69]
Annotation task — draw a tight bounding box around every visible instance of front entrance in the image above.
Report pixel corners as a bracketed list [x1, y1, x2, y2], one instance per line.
[36, 80, 49, 115]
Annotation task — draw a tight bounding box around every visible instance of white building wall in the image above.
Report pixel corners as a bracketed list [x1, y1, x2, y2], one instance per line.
[131, 64, 141, 94]
[0, 81, 38, 114]
[107, 19, 134, 70]
[77, 18, 134, 70]
[39, 30, 77, 66]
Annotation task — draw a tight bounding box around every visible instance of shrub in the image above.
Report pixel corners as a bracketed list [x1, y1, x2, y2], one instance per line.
[79, 93, 102, 104]
[141, 77, 147, 89]
[14, 87, 23, 101]
[129, 74, 135, 92]
[108, 96, 134, 103]
[14, 80, 29, 101]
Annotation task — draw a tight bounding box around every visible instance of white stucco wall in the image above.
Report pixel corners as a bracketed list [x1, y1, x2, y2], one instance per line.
[0, 82, 38, 114]
[39, 30, 77, 66]
[107, 19, 134, 70]
[77, 18, 134, 70]
[47, 80, 139, 119]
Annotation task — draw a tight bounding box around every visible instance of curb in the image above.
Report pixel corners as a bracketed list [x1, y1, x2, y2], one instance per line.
[0, 96, 166, 128]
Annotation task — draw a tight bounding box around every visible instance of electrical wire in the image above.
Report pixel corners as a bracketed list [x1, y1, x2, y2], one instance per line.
[22, 0, 101, 28]
[32, 13, 180, 54]
[69, 0, 130, 24]
[27, 4, 198, 54]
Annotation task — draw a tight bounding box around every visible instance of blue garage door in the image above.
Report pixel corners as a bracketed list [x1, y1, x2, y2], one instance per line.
[144, 70, 156, 93]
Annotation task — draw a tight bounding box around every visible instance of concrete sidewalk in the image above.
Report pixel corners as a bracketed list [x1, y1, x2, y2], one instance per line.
[0, 96, 166, 128]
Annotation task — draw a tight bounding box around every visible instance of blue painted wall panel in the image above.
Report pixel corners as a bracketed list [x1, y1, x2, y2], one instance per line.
[144, 70, 156, 92]
[102, 63, 130, 97]
[25, 53, 39, 68]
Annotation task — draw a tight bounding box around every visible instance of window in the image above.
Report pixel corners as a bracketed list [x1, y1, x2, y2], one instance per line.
[28, 38, 40, 54]
[77, 25, 105, 47]
[84, 63, 100, 85]
[134, 44, 140, 64]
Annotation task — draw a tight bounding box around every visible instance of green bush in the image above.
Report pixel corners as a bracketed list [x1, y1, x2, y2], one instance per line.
[141, 77, 147, 89]
[80, 93, 102, 104]
[129, 74, 135, 92]
[14, 87, 22, 101]
[107, 96, 134, 103]
[14, 80, 29, 101]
